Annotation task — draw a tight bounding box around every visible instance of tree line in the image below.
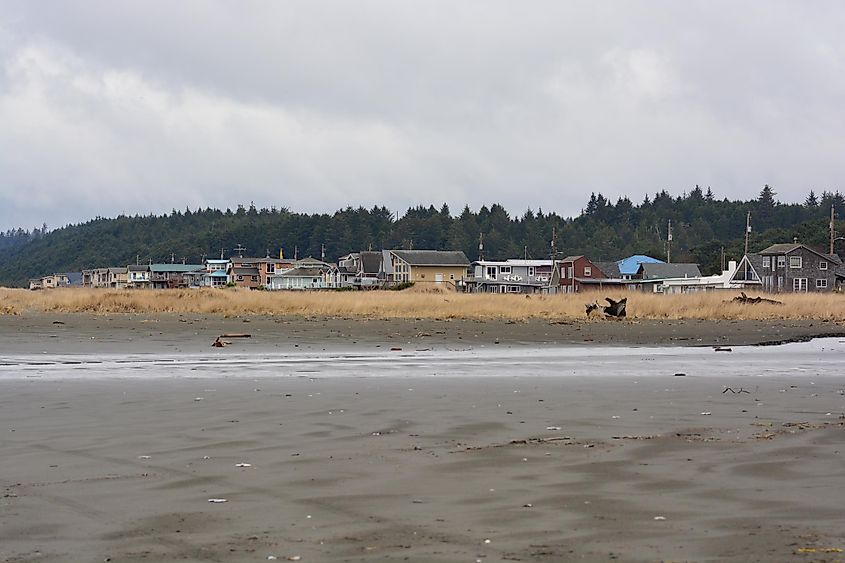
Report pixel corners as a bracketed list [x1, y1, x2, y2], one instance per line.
[1, 186, 843, 287]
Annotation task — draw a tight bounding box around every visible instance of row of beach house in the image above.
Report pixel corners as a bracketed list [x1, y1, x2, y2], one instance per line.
[29, 241, 845, 294]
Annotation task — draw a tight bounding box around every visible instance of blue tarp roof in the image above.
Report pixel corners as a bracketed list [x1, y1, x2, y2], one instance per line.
[617, 255, 664, 275]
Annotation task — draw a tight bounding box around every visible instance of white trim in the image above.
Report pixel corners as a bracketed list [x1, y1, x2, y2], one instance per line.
[793, 277, 808, 292]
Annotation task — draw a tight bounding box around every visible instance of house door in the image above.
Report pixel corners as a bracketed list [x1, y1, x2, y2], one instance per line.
[435, 273, 443, 284]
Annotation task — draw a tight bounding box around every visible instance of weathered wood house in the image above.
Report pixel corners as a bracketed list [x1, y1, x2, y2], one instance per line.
[149, 264, 205, 289]
[757, 243, 840, 292]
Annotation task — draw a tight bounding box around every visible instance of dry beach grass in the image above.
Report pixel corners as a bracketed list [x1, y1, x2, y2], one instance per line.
[2, 286, 845, 321]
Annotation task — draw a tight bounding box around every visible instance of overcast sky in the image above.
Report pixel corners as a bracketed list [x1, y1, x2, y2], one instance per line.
[2, 1, 844, 231]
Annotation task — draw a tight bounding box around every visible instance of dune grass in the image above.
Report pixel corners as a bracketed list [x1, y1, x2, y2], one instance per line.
[2, 287, 845, 321]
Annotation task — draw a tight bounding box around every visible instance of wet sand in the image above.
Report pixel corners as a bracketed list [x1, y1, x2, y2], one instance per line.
[1, 313, 844, 355]
[1, 315, 845, 562]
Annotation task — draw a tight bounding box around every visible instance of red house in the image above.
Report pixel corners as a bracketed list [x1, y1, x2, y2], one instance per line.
[554, 255, 613, 293]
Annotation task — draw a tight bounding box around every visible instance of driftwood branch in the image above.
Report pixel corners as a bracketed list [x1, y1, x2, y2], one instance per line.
[585, 297, 627, 318]
[731, 292, 782, 305]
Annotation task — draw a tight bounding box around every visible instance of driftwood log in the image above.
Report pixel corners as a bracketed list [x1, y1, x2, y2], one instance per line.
[585, 297, 627, 318]
[732, 292, 782, 305]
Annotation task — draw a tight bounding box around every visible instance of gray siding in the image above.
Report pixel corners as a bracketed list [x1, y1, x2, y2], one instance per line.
[758, 247, 836, 292]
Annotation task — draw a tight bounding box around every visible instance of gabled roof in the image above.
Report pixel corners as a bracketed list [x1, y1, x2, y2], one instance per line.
[638, 263, 701, 280]
[126, 265, 147, 272]
[560, 255, 584, 263]
[593, 261, 621, 278]
[360, 251, 383, 275]
[729, 255, 762, 284]
[109, 267, 128, 274]
[825, 253, 843, 266]
[759, 243, 802, 255]
[760, 243, 841, 263]
[391, 250, 470, 266]
[618, 255, 664, 276]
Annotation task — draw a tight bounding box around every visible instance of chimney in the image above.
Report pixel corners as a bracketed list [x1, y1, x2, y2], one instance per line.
[793, 236, 799, 244]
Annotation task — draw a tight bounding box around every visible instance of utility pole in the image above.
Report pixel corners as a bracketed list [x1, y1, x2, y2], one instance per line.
[478, 232, 484, 261]
[170, 252, 175, 264]
[550, 226, 557, 261]
[666, 220, 672, 263]
[830, 204, 836, 256]
[219, 248, 226, 260]
[321, 243, 326, 261]
[744, 211, 751, 256]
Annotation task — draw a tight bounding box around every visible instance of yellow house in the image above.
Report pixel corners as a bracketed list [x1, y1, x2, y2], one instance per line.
[388, 250, 470, 289]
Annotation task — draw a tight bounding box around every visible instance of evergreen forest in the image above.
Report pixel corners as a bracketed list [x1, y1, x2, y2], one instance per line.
[1, 185, 844, 287]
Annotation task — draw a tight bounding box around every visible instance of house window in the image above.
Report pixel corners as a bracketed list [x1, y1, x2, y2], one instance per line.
[500, 266, 512, 274]
[816, 278, 828, 289]
[762, 256, 771, 269]
[267, 263, 275, 273]
[507, 285, 521, 293]
[450, 274, 455, 280]
[584, 267, 592, 277]
[777, 256, 786, 268]
[486, 266, 497, 280]
[793, 278, 807, 292]
[528, 266, 535, 277]
[820, 261, 828, 270]
[789, 256, 802, 269]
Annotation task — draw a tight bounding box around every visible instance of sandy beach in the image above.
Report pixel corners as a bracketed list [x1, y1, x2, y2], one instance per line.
[1, 315, 845, 562]
[2, 313, 845, 355]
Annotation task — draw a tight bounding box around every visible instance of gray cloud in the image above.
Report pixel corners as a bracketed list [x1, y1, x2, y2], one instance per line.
[2, 1, 845, 231]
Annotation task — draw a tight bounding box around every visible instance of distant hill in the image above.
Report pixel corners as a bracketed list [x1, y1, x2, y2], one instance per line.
[1, 187, 843, 287]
